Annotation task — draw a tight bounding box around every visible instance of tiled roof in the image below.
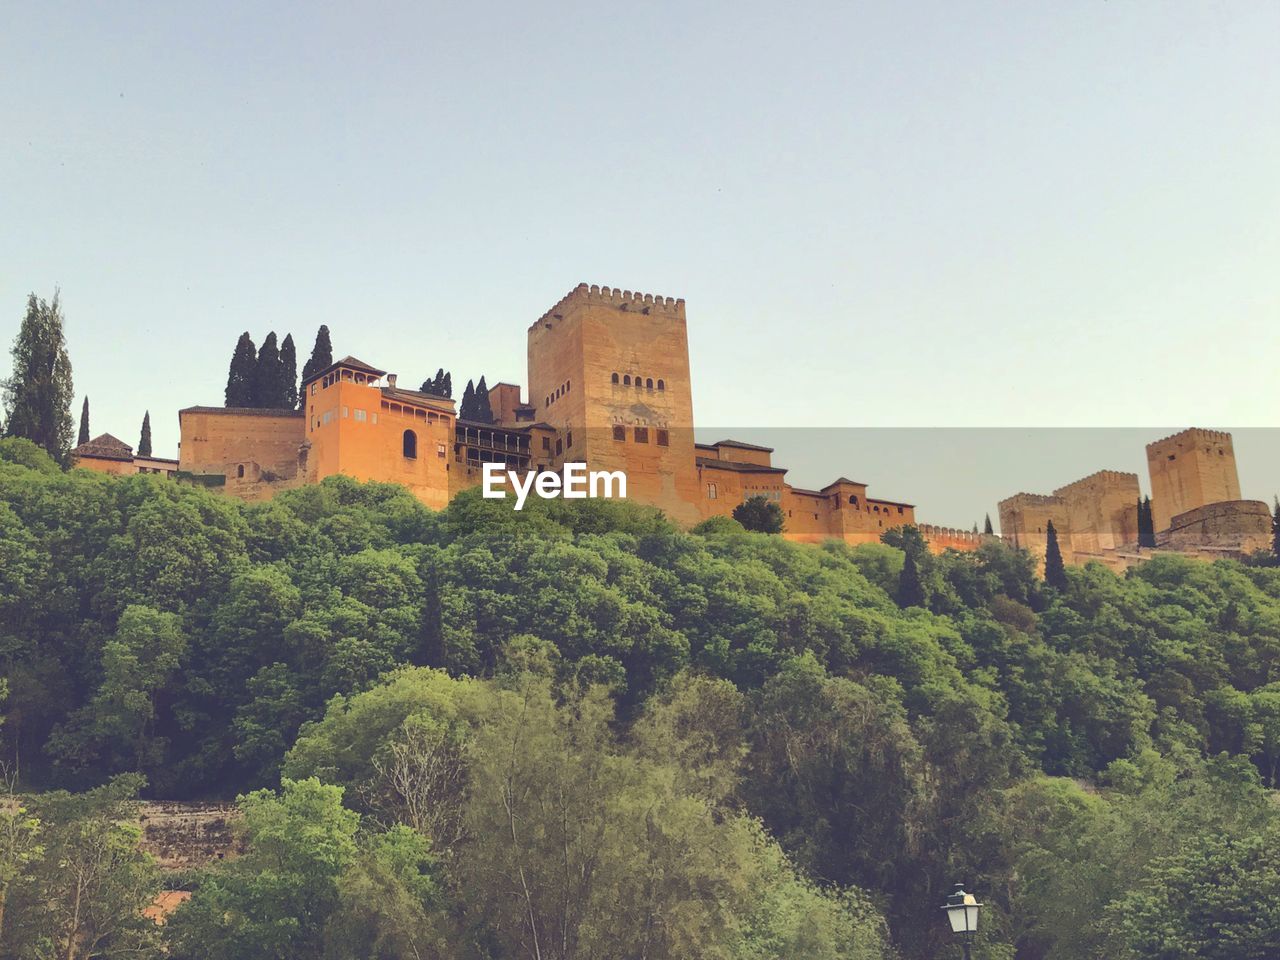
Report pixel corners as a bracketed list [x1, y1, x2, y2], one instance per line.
[711, 439, 775, 453]
[74, 433, 133, 461]
[696, 457, 786, 474]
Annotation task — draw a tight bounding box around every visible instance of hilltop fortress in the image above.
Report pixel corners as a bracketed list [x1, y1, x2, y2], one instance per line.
[71, 282, 1268, 563]
[999, 428, 1272, 570]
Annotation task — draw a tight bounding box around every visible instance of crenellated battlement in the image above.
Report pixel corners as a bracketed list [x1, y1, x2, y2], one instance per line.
[1053, 469, 1140, 496]
[998, 492, 1063, 509]
[920, 523, 995, 546]
[530, 282, 686, 331]
[1146, 427, 1234, 450]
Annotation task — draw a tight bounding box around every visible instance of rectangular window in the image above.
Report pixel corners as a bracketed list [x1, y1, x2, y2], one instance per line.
[566, 431, 573, 448]
[322, 410, 333, 425]
[342, 406, 349, 418]
[707, 482, 718, 500]
[354, 409, 367, 422]
[556, 439, 563, 455]
[634, 427, 649, 443]
[897, 506, 904, 514]
[542, 437, 551, 451]
[310, 383, 317, 396]
[613, 425, 626, 441]
[656, 429, 669, 447]
[437, 443, 446, 458]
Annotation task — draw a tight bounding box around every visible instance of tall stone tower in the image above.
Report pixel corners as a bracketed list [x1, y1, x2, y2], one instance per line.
[526, 283, 703, 523]
[1145, 428, 1242, 533]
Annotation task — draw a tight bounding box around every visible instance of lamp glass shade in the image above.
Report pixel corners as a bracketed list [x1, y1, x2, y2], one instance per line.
[942, 889, 981, 934]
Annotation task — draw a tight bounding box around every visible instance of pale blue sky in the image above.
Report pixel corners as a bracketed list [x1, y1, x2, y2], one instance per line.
[2, 2, 1276, 526]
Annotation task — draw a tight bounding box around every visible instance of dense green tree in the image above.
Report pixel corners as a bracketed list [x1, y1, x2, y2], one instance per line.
[166, 778, 359, 960]
[1137, 496, 1156, 549]
[77, 397, 89, 447]
[298, 325, 333, 408]
[1107, 826, 1280, 960]
[1043, 520, 1067, 589]
[137, 410, 152, 458]
[279, 333, 298, 410]
[225, 332, 257, 407]
[17, 776, 161, 960]
[3, 292, 75, 466]
[732, 495, 785, 533]
[984, 513, 994, 535]
[419, 368, 452, 398]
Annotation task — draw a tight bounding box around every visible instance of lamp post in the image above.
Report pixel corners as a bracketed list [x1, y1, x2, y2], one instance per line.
[941, 882, 982, 960]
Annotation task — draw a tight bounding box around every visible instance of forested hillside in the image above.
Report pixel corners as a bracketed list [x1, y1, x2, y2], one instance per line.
[3, 435, 1280, 959]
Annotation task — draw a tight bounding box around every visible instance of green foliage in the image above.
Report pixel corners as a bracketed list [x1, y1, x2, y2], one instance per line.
[420, 368, 452, 398]
[3, 457, 1280, 959]
[3, 292, 75, 466]
[984, 513, 994, 535]
[252, 332, 281, 408]
[732, 495, 785, 534]
[458, 379, 475, 419]
[224, 332, 256, 407]
[473, 375, 493, 423]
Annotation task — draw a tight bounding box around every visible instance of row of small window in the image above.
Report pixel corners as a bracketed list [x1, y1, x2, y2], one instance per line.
[401, 429, 447, 460]
[612, 425, 669, 446]
[612, 373, 665, 390]
[540, 433, 572, 455]
[546, 381, 571, 407]
[317, 407, 376, 429]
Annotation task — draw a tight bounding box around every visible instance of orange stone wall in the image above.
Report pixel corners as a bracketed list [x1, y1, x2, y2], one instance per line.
[178, 409, 305, 480]
[1053, 470, 1141, 555]
[998, 492, 1074, 567]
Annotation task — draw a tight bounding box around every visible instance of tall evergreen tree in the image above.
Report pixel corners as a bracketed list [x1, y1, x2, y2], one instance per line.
[225, 332, 257, 407]
[1273, 495, 1279, 561]
[441, 371, 452, 399]
[252, 332, 281, 408]
[896, 550, 926, 608]
[984, 513, 994, 535]
[1138, 496, 1157, 549]
[417, 548, 445, 667]
[298, 325, 333, 407]
[474, 376, 494, 424]
[1044, 520, 1068, 590]
[138, 411, 152, 458]
[279, 334, 298, 410]
[460, 380, 476, 420]
[77, 396, 90, 446]
[3, 292, 75, 466]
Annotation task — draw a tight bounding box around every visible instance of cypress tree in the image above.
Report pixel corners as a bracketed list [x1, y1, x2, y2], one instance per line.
[137, 411, 152, 458]
[252, 332, 281, 408]
[3, 292, 75, 466]
[280, 334, 298, 410]
[225, 332, 257, 407]
[299, 325, 333, 406]
[896, 549, 926, 608]
[474, 376, 494, 424]
[417, 548, 445, 667]
[78, 396, 90, 446]
[441, 372, 452, 399]
[1138, 496, 1157, 549]
[1044, 520, 1068, 590]
[984, 513, 994, 535]
[1272, 495, 1279, 561]
[460, 380, 476, 420]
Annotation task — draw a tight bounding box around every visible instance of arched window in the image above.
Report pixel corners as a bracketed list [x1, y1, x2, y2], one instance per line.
[403, 429, 417, 459]
[611, 373, 619, 384]
[623, 375, 631, 386]
[657, 379, 665, 391]
[646, 378, 653, 389]
[237, 464, 245, 479]
[849, 495, 858, 505]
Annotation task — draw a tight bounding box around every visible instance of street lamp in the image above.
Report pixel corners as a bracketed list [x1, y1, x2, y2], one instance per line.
[941, 883, 982, 959]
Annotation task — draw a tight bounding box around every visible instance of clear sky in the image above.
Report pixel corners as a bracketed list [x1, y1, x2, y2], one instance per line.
[2, 2, 1276, 526]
